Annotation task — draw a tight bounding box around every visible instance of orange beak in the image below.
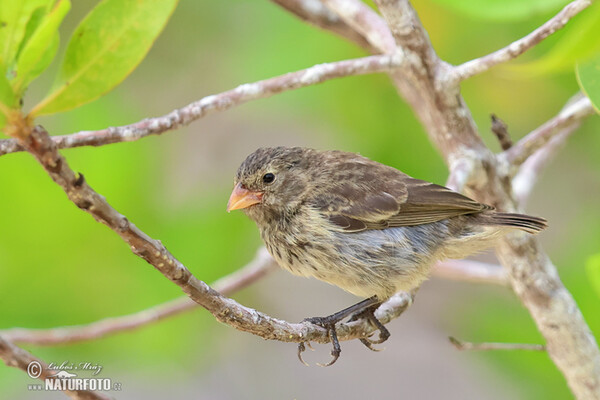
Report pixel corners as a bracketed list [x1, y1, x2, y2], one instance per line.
[227, 183, 263, 212]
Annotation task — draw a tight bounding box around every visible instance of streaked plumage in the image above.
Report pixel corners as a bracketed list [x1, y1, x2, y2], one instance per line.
[229, 146, 546, 300]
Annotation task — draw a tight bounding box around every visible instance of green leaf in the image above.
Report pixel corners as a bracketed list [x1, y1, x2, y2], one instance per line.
[15, 5, 48, 61]
[13, 0, 69, 94]
[0, 0, 52, 68]
[586, 253, 600, 298]
[506, 2, 600, 76]
[0, 68, 17, 132]
[429, 0, 569, 22]
[31, 0, 179, 117]
[577, 53, 600, 114]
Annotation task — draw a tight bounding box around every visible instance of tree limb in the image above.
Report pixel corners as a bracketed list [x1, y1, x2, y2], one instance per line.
[453, 0, 592, 81]
[501, 95, 594, 168]
[270, 0, 376, 51]
[0, 54, 404, 157]
[0, 336, 110, 400]
[373, 0, 438, 69]
[321, 0, 396, 52]
[496, 239, 600, 398]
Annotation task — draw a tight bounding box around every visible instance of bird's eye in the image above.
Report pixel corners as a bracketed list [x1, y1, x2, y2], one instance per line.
[262, 173, 275, 184]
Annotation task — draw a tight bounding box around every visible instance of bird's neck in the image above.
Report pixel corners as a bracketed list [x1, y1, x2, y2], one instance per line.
[246, 204, 299, 237]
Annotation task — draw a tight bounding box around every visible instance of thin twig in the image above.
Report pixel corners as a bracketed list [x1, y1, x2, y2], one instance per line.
[12, 125, 412, 348]
[1, 248, 277, 346]
[491, 114, 512, 151]
[0, 336, 110, 399]
[513, 130, 570, 207]
[0, 53, 404, 157]
[434, 260, 509, 286]
[453, 0, 592, 81]
[501, 95, 594, 168]
[511, 93, 591, 206]
[449, 336, 546, 352]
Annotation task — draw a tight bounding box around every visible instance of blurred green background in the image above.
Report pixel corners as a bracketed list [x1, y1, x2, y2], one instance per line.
[1, 0, 599, 398]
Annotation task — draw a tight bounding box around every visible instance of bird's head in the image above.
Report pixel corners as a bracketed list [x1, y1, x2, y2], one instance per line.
[227, 147, 315, 221]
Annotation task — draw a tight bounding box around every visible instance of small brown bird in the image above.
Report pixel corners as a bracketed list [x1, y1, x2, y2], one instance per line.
[227, 146, 546, 365]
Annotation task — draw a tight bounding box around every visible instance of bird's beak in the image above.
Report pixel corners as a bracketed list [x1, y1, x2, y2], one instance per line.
[227, 183, 263, 212]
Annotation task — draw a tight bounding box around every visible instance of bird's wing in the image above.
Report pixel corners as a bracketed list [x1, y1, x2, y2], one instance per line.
[311, 158, 492, 233]
[384, 177, 493, 227]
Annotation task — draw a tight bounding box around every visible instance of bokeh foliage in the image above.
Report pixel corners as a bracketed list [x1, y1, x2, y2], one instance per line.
[0, 0, 599, 398]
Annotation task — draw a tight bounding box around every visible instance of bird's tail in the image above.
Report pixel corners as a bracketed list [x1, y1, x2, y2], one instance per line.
[483, 212, 548, 234]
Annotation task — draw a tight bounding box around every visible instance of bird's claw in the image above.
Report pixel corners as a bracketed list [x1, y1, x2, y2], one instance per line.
[349, 304, 390, 351]
[297, 342, 310, 366]
[296, 297, 388, 366]
[359, 338, 384, 352]
[297, 340, 316, 366]
[300, 316, 342, 367]
[316, 328, 341, 367]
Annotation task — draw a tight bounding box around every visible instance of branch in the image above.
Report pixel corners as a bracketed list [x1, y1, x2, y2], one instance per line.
[373, 0, 438, 68]
[270, 0, 376, 51]
[0, 54, 404, 157]
[434, 260, 509, 286]
[453, 0, 592, 81]
[2, 253, 501, 347]
[491, 114, 513, 151]
[513, 129, 570, 207]
[496, 237, 600, 400]
[1, 248, 277, 346]
[449, 336, 546, 352]
[512, 94, 590, 206]
[12, 124, 413, 350]
[0, 336, 110, 400]
[321, 0, 395, 52]
[501, 94, 594, 168]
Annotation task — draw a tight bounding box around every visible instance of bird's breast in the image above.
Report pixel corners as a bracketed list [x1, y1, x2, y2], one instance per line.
[258, 211, 332, 277]
[258, 212, 456, 298]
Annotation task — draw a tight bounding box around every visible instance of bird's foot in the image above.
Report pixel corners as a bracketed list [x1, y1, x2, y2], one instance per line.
[349, 304, 390, 352]
[299, 315, 342, 367]
[297, 296, 382, 366]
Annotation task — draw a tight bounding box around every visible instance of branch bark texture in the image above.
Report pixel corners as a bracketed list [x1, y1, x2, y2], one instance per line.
[0, 336, 110, 400]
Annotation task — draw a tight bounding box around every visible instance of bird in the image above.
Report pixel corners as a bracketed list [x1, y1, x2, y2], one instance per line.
[227, 146, 547, 365]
